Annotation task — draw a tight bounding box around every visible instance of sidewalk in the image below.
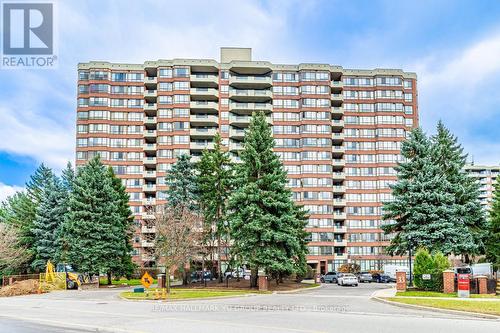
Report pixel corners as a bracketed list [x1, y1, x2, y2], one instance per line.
[371, 288, 500, 301]
[371, 287, 396, 298]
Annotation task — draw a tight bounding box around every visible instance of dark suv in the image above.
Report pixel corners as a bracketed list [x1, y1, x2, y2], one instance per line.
[321, 272, 338, 283]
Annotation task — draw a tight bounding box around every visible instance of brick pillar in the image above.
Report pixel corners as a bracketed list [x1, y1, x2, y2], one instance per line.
[477, 276, 488, 294]
[443, 270, 455, 294]
[396, 271, 407, 292]
[258, 276, 268, 291]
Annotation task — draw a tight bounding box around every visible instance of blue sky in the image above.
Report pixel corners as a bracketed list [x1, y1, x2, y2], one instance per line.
[1, 0, 499, 199]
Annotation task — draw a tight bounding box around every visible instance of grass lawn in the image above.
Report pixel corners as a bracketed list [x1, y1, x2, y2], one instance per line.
[396, 291, 500, 299]
[120, 288, 265, 300]
[99, 278, 158, 286]
[388, 297, 500, 316]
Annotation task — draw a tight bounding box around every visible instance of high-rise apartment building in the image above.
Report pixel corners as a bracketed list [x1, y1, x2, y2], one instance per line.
[465, 165, 499, 210]
[76, 47, 418, 273]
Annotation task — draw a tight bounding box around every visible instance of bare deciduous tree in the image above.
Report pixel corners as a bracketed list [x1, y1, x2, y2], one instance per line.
[153, 206, 204, 292]
[0, 223, 29, 272]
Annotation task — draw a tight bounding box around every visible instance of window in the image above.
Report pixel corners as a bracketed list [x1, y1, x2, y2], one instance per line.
[173, 67, 189, 77]
[159, 68, 172, 78]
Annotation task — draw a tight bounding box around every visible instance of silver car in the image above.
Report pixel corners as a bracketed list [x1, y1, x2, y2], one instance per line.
[337, 273, 358, 286]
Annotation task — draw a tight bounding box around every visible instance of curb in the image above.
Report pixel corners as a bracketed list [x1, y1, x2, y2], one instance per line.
[372, 296, 500, 320]
[118, 291, 265, 303]
[274, 284, 323, 294]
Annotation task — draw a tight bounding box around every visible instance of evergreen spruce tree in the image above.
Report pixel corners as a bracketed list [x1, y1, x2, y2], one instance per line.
[383, 128, 471, 255]
[106, 167, 135, 282]
[0, 164, 54, 272]
[196, 133, 235, 282]
[485, 180, 500, 271]
[431, 121, 486, 260]
[165, 154, 198, 211]
[63, 156, 128, 276]
[228, 111, 308, 286]
[31, 175, 66, 271]
[61, 162, 75, 191]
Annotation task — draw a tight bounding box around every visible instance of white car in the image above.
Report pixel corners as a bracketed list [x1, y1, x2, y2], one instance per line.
[337, 273, 358, 286]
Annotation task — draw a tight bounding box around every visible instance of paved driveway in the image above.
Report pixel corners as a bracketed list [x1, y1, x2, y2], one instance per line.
[0, 283, 497, 333]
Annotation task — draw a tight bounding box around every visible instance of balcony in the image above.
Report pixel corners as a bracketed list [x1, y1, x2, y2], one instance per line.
[141, 240, 154, 248]
[332, 145, 345, 155]
[144, 90, 157, 98]
[141, 226, 156, 233]
[143, 157, 157, 166]
[331, 106, 344, 116]
[142, 198, 156, 206]
[142, 184, 157, 192]
[143, 143, 157, 152]
[144, 103, 157, 111]
[190, 114, 218, 125]
[335, 253, 348, 260]
[229, 142, 244, 151]
[332, 159, 345, 168]
[144, 77, 158, 84]
[331, 80, 343, 91]
[331, 132, 344, 143]
[334, 211, 347, 220]
[229, 114, 271, 127]
[144, 130, 157, 139]
[143, 170, 157, 179]
[229, 102, 272, 114]
[229, 75, 272, 89]
[334, 240, 347, 247]
[229, 128, 246, 139]
[331, 119, 344, 130]
[229, 89, 272, 102]
[333, 198, 346, 207]
[332, 185, 346, 193]
[190, 88, 219, 100]
[141, 254, 154, 261]
[190, 74, 218, 87]
[333, 225, 347, 233]
[332, 172, 345, 180]
[144, 116, 157, 125]
[190, 141, 215, 151]
[190, 127, 217, 138]
[331, 93, 343, 101]
[141, 212, 155, 220]
[190, 101, 218, 112]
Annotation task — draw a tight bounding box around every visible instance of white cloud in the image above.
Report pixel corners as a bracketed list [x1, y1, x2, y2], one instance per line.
[412, 29, 500, 165]
[0, 183, 24, 202]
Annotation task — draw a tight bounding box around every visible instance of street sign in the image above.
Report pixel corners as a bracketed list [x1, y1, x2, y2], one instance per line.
[457, 273, 470, 298]
[422, 274, 431, 280]
[141, 272, 153, 289]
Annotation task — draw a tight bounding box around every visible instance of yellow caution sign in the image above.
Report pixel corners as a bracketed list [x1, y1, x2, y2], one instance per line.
[141, 272, 153, 289]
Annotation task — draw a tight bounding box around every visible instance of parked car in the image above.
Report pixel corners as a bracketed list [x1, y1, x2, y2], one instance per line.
[190, 270, 213, 283]
[358, 272, 373, 283]
[337, 273, 358, 286]
[373, 274, 394, 283]
[224, 268, 250, 279]
[321, 271, 338, 283]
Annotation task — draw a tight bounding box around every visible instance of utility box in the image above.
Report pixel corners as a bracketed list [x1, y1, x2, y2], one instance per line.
[457, 267, 470, 298]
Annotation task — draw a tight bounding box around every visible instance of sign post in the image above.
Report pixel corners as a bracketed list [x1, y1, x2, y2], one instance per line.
[457, 273, 470, 298]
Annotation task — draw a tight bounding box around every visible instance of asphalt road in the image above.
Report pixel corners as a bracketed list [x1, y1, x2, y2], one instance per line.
[0, 283, 497, 333]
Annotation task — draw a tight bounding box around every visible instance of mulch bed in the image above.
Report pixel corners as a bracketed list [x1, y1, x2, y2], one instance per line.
[174, 278, 312, 291]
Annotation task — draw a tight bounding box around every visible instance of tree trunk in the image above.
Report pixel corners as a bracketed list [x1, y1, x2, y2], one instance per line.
[217, 234, 223, 283]
[250, 268, 258, 288]
[166, 266, 170, 293]
[107, 271, 112, 285]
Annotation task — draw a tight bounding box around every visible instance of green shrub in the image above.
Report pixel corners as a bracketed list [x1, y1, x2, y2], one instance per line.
[413, 248, 450, 291]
